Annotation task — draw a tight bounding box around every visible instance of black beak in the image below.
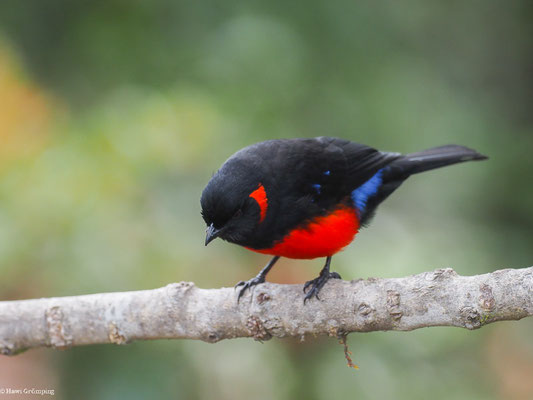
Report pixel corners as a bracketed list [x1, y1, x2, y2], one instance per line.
[205, 223, 220, 246]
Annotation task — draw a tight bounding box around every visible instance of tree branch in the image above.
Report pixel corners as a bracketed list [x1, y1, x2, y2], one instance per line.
[1, 267, 532, 355]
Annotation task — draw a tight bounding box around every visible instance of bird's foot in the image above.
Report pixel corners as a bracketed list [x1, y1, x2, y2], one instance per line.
[235, 275, 265, 302]
[303, 271, 341, 303]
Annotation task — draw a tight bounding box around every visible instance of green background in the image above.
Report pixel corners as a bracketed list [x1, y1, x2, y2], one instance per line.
[0, 1, 532, 399]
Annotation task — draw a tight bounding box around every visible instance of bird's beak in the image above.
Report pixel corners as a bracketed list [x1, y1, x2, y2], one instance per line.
[205, 223, 220, 246]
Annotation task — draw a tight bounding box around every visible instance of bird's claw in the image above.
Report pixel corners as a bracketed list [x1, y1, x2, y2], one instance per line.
[329, 272, 342, 280]
[303, 271, 341, 303]
[235, 275, 265, 302]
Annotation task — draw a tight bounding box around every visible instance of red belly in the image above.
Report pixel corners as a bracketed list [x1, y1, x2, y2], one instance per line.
[247, 206, 360, 259]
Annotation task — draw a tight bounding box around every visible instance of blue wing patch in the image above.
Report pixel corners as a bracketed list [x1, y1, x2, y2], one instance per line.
[351, 169, 383, 213]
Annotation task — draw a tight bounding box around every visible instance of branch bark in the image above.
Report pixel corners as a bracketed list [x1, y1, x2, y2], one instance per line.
[1, 267, 532, 355]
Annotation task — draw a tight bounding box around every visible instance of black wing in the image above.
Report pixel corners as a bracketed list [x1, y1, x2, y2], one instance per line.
[236, 137, 401, 247]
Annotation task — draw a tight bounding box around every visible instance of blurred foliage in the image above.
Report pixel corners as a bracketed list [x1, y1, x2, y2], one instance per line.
[0, 1, 532, 399]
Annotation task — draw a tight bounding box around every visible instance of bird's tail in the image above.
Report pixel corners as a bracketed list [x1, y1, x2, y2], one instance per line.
[391, 145, 488, 176]
[357, 145, 487, 225]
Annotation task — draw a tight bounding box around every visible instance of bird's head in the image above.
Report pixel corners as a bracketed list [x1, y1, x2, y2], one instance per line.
[201, 161, 267, 247]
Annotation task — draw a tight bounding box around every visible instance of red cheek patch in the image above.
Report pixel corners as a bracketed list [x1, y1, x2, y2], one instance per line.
[249, 183, 268, 223]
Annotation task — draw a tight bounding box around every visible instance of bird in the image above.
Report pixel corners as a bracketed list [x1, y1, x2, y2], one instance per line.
[200, 137, 487, 303]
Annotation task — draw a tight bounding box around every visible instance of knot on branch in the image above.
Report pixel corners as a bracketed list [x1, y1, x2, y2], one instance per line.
[45, 306, 72, 349]
[479, 284, 495, 311]
[0, 340, 15, 356]
[166, 281, 195, 301]
[460, 306, 481, 330]
[108, 323, 128, 345]
[432, 268, 458, 280]
[256, 292, 271, 304]
[386, 290, 403, 321]
[357, 302, 375, 317]
[246, 316, 272, 341]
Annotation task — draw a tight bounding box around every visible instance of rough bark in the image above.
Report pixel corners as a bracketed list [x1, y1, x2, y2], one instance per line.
[0, 267, 532, 355]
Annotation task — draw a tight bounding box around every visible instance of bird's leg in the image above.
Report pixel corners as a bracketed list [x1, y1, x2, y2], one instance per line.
[303, 256, 341, 303]
[235, 256, 280, 302]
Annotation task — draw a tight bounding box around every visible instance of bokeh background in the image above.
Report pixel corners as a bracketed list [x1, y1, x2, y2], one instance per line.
[0, 1, 532, 399]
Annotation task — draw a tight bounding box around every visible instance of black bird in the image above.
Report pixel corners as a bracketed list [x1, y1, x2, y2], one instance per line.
[201, 137, 487, 302]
